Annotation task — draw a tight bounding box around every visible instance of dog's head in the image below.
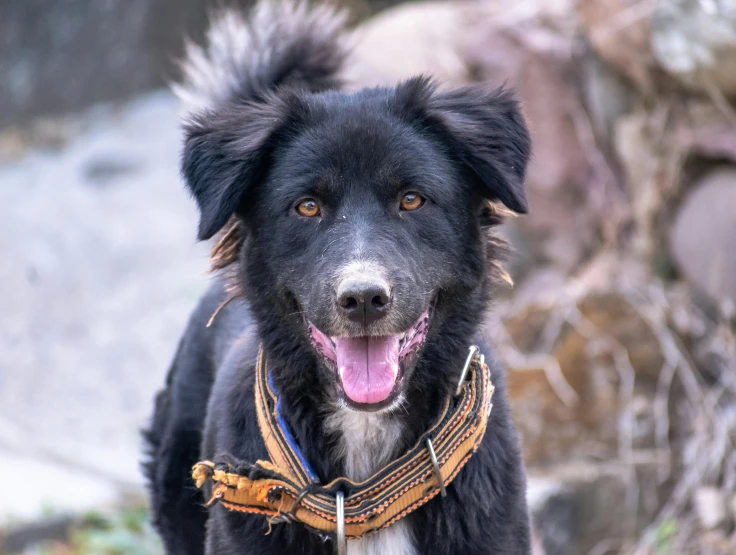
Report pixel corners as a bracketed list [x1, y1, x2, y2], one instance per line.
[183, 77, 530, 411]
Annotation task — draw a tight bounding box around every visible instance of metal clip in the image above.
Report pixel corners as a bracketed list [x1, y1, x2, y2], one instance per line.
[336, 491, 347, 555]
[425, 438, 447, 497]
[270, 485, 309, 524]
[455, 345, 480, 396]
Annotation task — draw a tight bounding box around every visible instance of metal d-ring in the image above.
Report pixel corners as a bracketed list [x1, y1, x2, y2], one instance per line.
[455, 345, 480, 396]
[336, 491, 347, 555]
[425, 438, 447, 497]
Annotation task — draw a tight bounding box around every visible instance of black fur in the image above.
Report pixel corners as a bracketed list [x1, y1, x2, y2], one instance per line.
[144, 2, 532, 553]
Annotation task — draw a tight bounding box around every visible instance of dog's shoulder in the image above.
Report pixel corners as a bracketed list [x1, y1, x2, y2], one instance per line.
[201, 323, 262, 461]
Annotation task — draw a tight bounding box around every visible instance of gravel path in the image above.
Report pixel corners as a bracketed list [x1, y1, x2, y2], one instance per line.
[0, 91, 209, 522]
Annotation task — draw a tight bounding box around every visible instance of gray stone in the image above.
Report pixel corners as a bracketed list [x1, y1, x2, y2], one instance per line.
[694, 487, 728, 530]
[670, 168, 736, 306]
[527, 463, 645, 555]
[0, 515, 75, 553]
[652, 0, 736, 95]
[83, 153, 144, 188]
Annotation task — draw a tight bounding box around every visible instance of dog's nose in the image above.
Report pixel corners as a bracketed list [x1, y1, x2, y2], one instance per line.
[336, 277, 391, 324]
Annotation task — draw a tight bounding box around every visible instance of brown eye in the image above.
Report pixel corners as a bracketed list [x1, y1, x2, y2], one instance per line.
[400, 192, 425, 211]
[296, 198, 320, 217]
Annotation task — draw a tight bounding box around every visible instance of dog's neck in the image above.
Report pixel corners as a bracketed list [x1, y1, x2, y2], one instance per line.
[271, 371, 421, 482]
[324, 410, 405, 481]
[267, 350, 458, 484]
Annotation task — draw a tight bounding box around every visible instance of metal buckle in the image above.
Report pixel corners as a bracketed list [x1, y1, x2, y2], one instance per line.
[455, 345, 480, 396]
[425, 438, 447, 497]
[336, 491, 347, 555]
[270, 485, 310, 524]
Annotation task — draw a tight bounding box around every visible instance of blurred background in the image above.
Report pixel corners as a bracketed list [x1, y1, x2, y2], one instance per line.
[1, 0, 735, 553]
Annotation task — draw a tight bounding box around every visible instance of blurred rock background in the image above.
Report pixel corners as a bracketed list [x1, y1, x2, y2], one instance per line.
[1, 0, 735, 554]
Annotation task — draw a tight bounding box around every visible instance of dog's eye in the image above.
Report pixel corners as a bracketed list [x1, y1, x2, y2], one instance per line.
[400, 192, 425, 212]
[296, 199, 321, 217]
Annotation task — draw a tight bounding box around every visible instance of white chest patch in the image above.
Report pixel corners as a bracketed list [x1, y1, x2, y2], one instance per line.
[325, 410, 418, 555]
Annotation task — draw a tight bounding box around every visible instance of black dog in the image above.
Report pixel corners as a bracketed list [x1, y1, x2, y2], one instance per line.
[143, 2, 532, 554]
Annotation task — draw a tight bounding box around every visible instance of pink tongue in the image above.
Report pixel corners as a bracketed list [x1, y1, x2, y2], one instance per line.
[335, 335, 400, 404]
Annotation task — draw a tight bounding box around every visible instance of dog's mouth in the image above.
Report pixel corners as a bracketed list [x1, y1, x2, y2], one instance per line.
[308, 311, 430, 410]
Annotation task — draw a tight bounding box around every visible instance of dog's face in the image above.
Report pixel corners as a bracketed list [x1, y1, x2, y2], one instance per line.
[183, 79, 530, 411]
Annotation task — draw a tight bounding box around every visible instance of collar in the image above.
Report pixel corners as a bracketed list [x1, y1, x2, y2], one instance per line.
[192, 345, 494, 543]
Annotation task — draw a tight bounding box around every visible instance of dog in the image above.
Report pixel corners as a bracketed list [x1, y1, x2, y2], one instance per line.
[143, 2, 532, 554]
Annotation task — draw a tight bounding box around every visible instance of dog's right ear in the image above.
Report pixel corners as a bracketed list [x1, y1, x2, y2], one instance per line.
[182, 95, 304, 240]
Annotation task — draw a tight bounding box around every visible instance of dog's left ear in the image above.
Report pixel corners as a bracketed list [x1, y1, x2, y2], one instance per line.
[420, 81, 531, 214]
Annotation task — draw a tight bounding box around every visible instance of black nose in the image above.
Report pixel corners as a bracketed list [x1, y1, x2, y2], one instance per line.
[336, 277, 391, 325]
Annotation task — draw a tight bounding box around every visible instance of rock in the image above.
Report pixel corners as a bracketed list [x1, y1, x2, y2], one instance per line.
[528, 463, 651, 555]
[670, 168, 736, 306]
[578, 0, 656, 92]
[342, 2, 470, 88]
[582, 0, 736, 97]
[694, 487, 728, 530]
[675, 102, 736, 164]
[651, 0, 736, 96]
[0, 516, 75, 553]
[83, 153, 143, 187]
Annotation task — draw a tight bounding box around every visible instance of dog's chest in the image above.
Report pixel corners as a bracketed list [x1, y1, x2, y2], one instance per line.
[326, 411, 418, 555]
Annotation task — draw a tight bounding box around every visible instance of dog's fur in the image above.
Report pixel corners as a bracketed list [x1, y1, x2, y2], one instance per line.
[143, 2, 532, 554]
